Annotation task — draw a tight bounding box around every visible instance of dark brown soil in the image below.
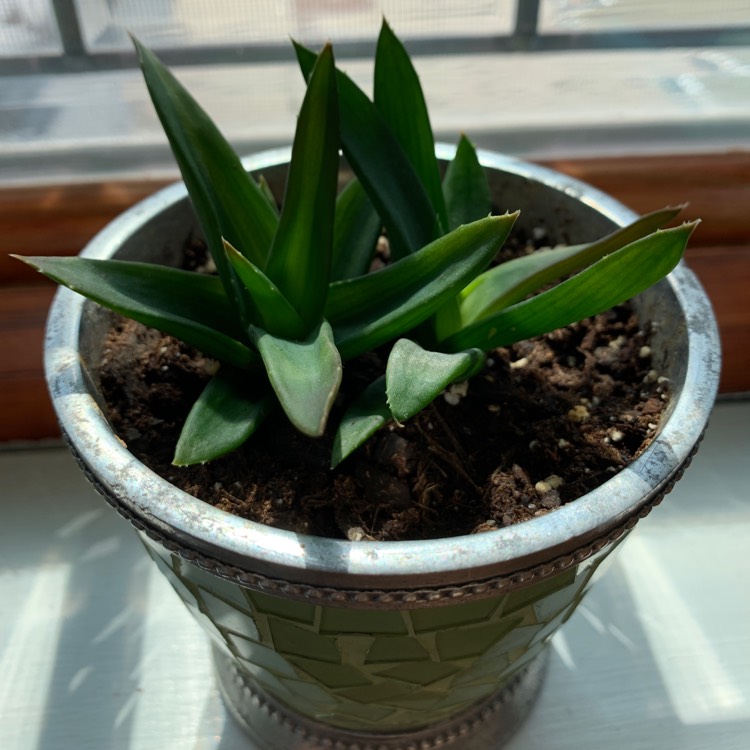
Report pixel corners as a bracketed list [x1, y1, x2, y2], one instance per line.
[98, 302, 668, 541]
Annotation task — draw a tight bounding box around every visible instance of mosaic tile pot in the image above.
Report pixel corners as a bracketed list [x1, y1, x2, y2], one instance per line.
[44, 147, 720, 749]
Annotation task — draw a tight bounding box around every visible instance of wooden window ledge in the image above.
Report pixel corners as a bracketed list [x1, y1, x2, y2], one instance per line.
[1, 152, 747, 442]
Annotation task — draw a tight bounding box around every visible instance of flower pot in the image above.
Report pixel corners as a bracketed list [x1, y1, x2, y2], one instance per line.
[45, 145, 720, 749]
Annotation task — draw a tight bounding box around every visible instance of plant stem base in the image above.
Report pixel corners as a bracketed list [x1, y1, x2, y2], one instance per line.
[213, 644, 549, 749]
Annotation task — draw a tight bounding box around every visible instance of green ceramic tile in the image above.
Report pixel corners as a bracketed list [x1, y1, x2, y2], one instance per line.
[428, 681, 498, 710]
[376, 661, 459, 686]
[268, 618, 341, 663]
[319, 607, 408, 635]
[533, 580, 587, 622]
[239, 666, 290, 699]
[505, 605, 539, 628]
[501, 567, 578, 615]
[247, 590, 317, 625]
[232, 637, 299, 678]
[235, 658, 283, 689]
[199, 589, 260, 639]
[408, 596, 502, 633]
[278, 676, 339, 706]
[364, 636, 431, 664]
[180, 563, 253, 612]
[325, 701, 398, 726]
[140, 530, 621, 735]
[337, 679, 416, 705]
[529, 608, 571, 648]
[485, 623, 540, 657]
[378, 690, 446, 710]
[500, 641, 546, 680]
[451, 647, 511, 687]
[435, 618, 520, 661]
[333, 635, 376, 666]
[288, 657, 373, 688]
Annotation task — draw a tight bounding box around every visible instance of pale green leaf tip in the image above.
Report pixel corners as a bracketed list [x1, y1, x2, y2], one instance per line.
[129, 31, 145, 58]
[221, 237, 238, 256]
[11, 254, 52, 276]
[655, 219, 699, 237]
[171, 456, 190, 467]
[171, 444, 203, 467]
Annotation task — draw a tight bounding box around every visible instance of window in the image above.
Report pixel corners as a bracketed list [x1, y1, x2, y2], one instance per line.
[0, 1, 748, 435]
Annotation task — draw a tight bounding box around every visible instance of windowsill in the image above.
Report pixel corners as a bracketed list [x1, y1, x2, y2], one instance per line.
[1, 46, 748, 442]
[1, 400, 748, 748]
[1, 46, 749, 185]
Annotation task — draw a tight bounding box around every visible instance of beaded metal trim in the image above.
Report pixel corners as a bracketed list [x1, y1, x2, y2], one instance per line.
[214, 644, 549, 749]
[63, 428, 701, 608]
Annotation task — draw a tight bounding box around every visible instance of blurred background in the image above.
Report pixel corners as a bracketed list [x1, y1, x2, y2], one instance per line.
[1, 0, 749, 440]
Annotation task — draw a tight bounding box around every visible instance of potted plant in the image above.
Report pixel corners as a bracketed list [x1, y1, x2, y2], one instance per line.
[16, 22, 720, 750]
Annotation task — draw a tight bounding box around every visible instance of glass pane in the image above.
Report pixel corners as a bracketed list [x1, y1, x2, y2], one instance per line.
[76, 0, 516, 52]
[0, 0, 62, 56]
[540, 0, 750, 33]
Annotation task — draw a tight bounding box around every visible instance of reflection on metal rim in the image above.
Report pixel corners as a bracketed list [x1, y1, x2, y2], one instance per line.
[44, 145, 721, 591]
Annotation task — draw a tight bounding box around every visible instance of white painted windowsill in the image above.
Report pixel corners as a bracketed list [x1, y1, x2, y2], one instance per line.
[1, 401, 748, 749]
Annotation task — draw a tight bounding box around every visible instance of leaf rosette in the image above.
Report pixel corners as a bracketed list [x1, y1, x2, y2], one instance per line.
[15, 21, 695, 467]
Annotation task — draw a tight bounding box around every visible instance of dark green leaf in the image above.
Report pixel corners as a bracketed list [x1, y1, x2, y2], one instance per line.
[133, 37, 278, 298]
[266, 45, 339, 329]
[440, 223, 696, 352]
[442, 135, 492, 231]
[432, 135, 492, 337]
[223, 240, 306, 339]
[295, 41, 435, 260]
[327, 213, 518, 360]
[173, 368, 272, 465]
[331, 376, 389, 468]
[454, 206, 686, 332]
[332, 178, 382, 281]
[386, 339, 484, 423]
[251, 320, 342, 437]
[16, 255, 256, 368]
[374, 20, 447, 233]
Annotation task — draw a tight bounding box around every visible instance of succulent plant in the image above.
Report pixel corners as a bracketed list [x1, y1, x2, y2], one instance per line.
[15, 21, 695, 468]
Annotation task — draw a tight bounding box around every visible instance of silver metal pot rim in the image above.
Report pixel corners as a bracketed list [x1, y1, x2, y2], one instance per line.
[44, 144, 720, 587]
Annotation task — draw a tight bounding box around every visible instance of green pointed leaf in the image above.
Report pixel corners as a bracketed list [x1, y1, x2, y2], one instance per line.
[331, 376, 389, 468]
[173, 368, 273, 465]
[16, 255, 256, 368]
[332, 178, 382, 281]
[327, 213, 518, 360]
[133, 37, 278, 288]
[453, 206, 686, 334]
[386, 339, 484, 423]
[374, 20, 447, 233]
[442, 135, 492, 231]
[295, 41, 435, 260]
[266, 45, 339, 328]
[440, 223, 696, 352]
[223, 240, 306, 339]
[251, 320, 342, 437]
[432, 135, 492, 337]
